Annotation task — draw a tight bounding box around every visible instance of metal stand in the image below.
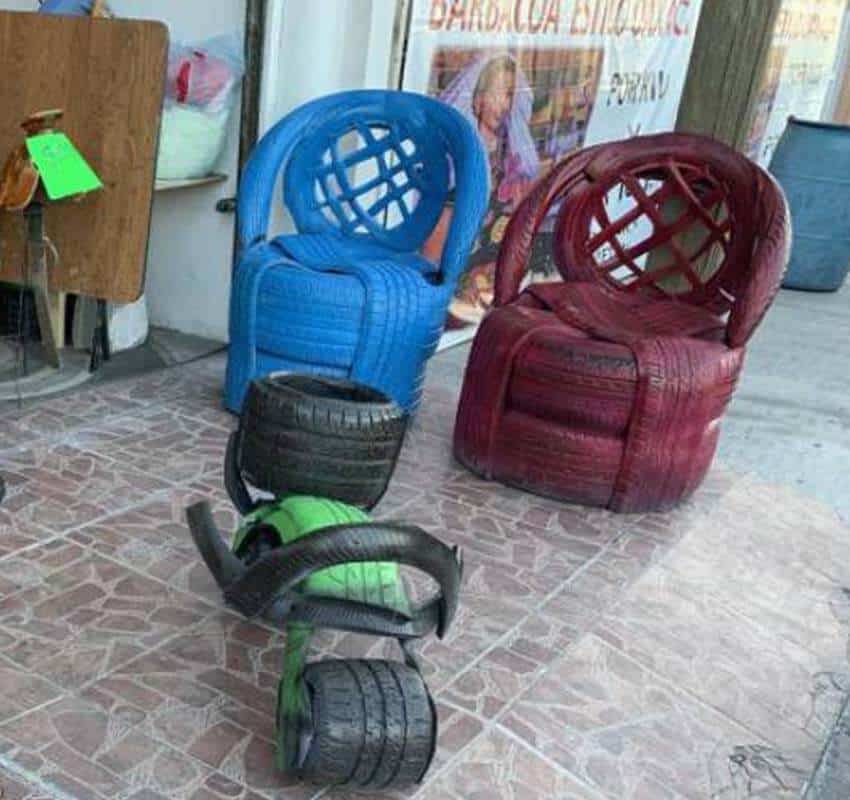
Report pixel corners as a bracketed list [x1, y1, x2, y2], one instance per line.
[3, 205, 108, 394]
[88, 297, 111, 373]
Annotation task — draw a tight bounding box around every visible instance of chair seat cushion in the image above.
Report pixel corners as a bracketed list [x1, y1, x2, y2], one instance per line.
[505, 282, 724, 436]
[242, 233, 448, 413]
[455, 289, 742, 512]
[253, 234, 440, 371]
[493, 305, 637, 438]
[272, 233, 439, 277]
[523, 282, 726, 344]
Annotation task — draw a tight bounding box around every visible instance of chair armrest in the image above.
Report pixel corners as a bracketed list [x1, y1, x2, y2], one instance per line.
[237, 94, 352, 255]
[433, 107, 491, 287]
[493, 146, 600, 306]
[726, 170, 791, 348]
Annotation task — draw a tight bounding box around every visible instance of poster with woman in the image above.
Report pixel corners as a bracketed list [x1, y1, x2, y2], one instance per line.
[421, 46, 603, 327]
[401, 0, 706, 343]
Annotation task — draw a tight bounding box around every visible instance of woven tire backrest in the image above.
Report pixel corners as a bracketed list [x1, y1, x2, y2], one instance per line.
[284, 96, 451, 252]
[554, 135, 760, 313]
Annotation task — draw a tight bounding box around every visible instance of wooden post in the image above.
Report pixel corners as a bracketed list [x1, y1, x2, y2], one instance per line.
[25, 205, 62, 368]
[831, 16, 850, 125]
[834, 79, 850, 124]
[677, 0, 782, 150]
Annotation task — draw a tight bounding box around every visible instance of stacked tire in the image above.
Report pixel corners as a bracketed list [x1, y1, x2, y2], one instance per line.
[233, 374, 407, 510]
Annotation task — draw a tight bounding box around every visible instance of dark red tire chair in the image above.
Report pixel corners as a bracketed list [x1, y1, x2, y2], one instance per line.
[454, 133, 790, 513]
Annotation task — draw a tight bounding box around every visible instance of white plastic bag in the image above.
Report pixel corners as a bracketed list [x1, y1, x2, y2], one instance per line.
[156, 35, 245, 181]
[157, 106, 232, 181]
[165, 35, 245, 114]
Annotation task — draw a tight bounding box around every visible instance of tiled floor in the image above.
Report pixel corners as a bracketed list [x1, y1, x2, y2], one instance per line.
[1, 350, 849, 799]
[0, 325, 223, 405]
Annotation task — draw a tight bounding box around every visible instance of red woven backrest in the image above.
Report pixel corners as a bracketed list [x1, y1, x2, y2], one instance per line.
[494, 133, 790, 346]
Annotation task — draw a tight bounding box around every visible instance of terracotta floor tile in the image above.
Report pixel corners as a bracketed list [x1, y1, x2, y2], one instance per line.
[1, 388, 144, 444]
[0, 354, 847, 798]
[370, 479, 427, 519]
[623, 464, 741, 545]
[0, 442, 172, 534]
[439, 612, 578, 719]
[391, 489, 603, 602]
[0, 538, 89, 600]
[0, 553, 213, 691]
[594, 566, 845, 762]
[95, 613, 318, 798]
[409, 383, 461, 441]
[103, 369, 197, 406]
[0, 694, 281, 800]
[0, 655, 64, 724]
[314, 588, 530, 696]
[539, 533, 664, 633]
[430, 701, 487, 774]
[0, 768, 54, 800]
[391, 426, 467, 495]
[425, 620, 518, 694]
[0, 499, 52, 564]
[436, 469, 627, 548]
[0, 416, 29, 451]
[657, 479, 850, 661]
[99, 611, 283, 731]
[416, 728, 605, 800]
[66, 405, 231, 486]
[105, 359, 225, 409]
[176, 402, 237, 435]
[67, 486, 241, 607]
[501, 635, 811, 800]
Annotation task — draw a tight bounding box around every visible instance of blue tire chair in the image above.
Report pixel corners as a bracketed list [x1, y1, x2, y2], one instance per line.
[225, 90, 490, 413]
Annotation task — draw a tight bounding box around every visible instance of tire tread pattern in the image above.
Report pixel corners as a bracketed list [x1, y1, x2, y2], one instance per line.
[299, 659, 436, 790]
[239, 374, 407, 508]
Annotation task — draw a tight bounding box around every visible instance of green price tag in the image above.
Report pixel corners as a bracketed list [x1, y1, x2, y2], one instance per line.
[25, 132, 103, 201]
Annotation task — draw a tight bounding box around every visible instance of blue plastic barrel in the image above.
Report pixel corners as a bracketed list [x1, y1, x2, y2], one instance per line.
[769, 117, 850, 291]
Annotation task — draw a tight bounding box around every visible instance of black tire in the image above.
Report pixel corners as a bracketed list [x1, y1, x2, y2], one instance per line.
[238, 374, 407, 509]
[298, 659, 437, 790]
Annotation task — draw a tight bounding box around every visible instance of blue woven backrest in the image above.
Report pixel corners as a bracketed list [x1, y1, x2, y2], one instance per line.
[283, 94, 452, 252]
[238, 91, 489, 283]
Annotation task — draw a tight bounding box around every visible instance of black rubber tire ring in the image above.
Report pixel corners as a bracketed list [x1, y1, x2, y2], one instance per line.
[299, 659, 437, 790]
[239, 374, 407, 509]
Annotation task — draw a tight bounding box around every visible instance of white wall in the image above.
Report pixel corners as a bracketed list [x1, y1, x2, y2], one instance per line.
[112, 0, 246, 342]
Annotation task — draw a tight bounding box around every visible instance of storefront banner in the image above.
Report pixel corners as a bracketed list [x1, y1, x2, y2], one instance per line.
[401, 0, 704, 341]
[747, 0, 848, 166]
